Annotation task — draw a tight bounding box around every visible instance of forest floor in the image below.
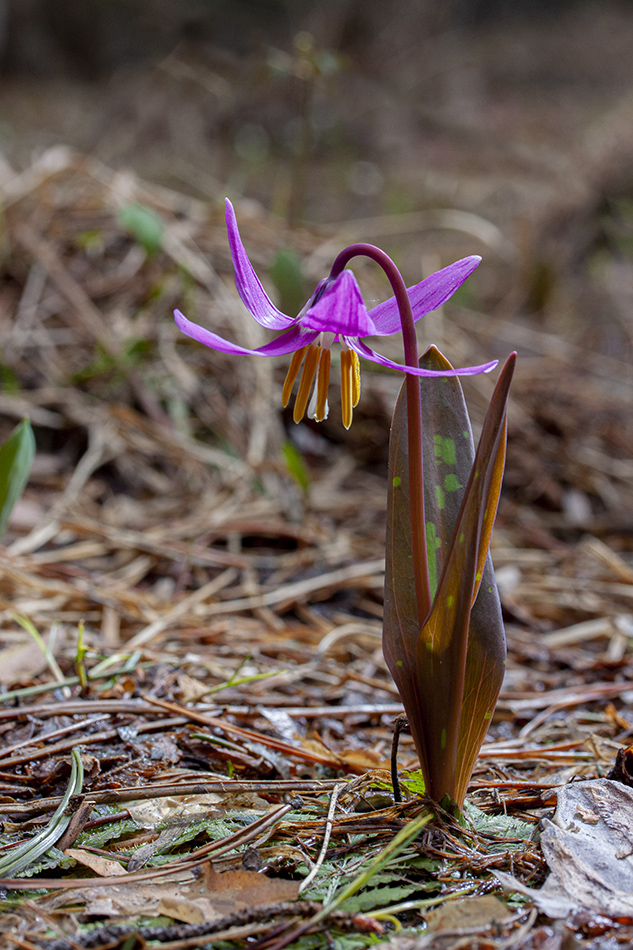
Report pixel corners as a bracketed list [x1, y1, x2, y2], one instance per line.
[2, 4, 633, 948]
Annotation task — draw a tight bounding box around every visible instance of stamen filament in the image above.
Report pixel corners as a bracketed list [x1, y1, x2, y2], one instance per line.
[293, 344, 321, 422]
[282, 346, 308, 408]
[314, 347, 331, 422]
[340, 349, 353, 429]
[350, 351, 361, 407]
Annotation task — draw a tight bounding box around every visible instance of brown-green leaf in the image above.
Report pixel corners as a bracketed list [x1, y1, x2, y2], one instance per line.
[384, 347, 515, 805]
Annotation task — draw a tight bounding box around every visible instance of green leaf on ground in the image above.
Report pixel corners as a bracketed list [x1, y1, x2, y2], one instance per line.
[463, 801, 536, 848]
[282, 440, 310, 491]
[118, 203, 164, 255]
[0, 418, 35, 537]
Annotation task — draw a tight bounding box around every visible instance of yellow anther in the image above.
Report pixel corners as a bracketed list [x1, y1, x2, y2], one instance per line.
[282, 346, 308, 408]
[350, 351, 361, 408]
[340, 349, 354, 429]
[293, 344, 321, 423]
[314, 347, 331, 422]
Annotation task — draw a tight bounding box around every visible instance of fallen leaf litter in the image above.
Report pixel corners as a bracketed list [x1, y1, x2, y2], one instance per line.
[1, 134, 633, 948]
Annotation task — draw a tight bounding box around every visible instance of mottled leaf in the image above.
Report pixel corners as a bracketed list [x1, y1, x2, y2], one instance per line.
[384, 347, 475, 781]
[455, 553, 506, 805]
[419, 351, 513, 802]
[384, 347, 515, 804]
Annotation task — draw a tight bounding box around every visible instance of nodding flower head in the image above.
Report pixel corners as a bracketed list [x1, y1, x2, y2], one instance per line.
[174, 199, 496, 428]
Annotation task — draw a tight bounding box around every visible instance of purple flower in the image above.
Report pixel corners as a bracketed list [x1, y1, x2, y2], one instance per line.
[174, 199, 496, 428]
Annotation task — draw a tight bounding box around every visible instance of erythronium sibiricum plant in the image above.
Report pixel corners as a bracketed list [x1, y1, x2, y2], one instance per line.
[175, 198, 515, 810]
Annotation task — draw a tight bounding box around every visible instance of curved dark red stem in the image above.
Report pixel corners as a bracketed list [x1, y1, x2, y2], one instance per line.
[330, 243, 432, 625]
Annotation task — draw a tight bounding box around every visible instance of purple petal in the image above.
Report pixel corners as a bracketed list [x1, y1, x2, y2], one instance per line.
[301, 270, 377, 337]
[225, 199, 296, 331]
[175, 309, 318, 356]
[369, 256, 482, 336]
[347, 337, 498, 376]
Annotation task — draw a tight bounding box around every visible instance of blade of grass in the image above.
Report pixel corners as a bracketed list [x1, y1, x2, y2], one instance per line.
[0, 659, 149, 705]
[0, 748, 84, 877]
[13, 614, 68, 697]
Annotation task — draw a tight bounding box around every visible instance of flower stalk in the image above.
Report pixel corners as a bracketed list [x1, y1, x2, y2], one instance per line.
[329, 243, 432, 625]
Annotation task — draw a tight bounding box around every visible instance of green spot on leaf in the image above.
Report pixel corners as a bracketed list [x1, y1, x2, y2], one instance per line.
[433, 435, 457, 466]
[435, 485, 445, 509]
[442, 438, 456, 465]
[447, 595, 454, 608]
[392, 476, 401, 488]
[484, 711, 492, 719]
[459, 532, 465, 543]
[425, 522, 439, 598]
[444, 473, 460, 492]
[462, 430, 470, 439]
[396, 660, 403, 667]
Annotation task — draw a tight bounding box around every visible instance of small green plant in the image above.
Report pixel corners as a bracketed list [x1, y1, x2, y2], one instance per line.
[0, 418, 35, 536]
[282, 439, 310, 491]
[118, 203, 164, 256]
[74, 621, 89, 691]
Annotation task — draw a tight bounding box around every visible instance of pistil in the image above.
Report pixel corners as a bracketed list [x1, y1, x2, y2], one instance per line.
[313, 347, 331, 422]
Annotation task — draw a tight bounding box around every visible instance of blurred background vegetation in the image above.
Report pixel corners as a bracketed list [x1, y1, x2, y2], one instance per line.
[3, 0, 632, 223]
[1, 0, 633, 536]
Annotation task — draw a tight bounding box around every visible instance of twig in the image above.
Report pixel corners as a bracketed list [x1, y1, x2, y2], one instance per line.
[0, 715, 110, 760]
[390, 714, 409, 803]
[0, 778, 341, 818]
[145, 696, 373, 773]
[298, 782, 345, 894]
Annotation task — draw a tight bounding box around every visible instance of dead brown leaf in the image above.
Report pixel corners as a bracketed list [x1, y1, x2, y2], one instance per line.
[424, 895, 512, 933]
[0, 639, 48, 685]
[64, 848, 128, 877]
[80, 866, 299, 923]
